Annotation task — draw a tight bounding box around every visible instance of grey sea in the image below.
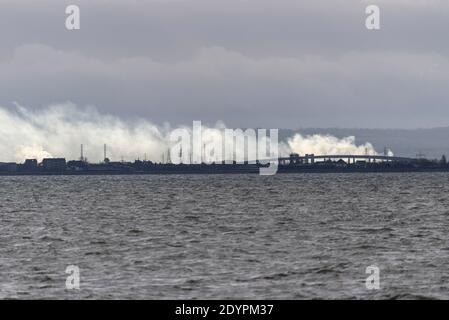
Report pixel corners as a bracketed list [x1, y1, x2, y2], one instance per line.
[1, 173, 449, 299]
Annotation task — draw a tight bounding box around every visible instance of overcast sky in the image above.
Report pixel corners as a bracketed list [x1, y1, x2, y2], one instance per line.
[0, 0, 448, 129]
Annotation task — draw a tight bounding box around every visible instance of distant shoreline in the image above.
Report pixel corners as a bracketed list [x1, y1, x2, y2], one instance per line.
[1, 165, 449, 176]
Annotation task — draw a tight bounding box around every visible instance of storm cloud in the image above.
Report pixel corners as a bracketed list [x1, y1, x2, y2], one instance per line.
[0, 0, 449, 128]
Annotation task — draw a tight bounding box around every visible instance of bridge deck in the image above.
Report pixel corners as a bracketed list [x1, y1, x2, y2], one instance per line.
[276, 155, 416, 162]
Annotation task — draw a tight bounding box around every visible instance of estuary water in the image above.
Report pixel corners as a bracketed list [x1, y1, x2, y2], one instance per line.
[1, 173, 449, 299]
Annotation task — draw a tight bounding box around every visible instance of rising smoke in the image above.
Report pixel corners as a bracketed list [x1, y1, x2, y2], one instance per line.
[0, 103, 389, 163]
[287, 133, 391, 156]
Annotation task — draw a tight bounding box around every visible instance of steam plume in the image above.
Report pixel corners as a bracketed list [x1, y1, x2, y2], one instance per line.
[0, 103, 389, 163]
[287, 133, 392, 156]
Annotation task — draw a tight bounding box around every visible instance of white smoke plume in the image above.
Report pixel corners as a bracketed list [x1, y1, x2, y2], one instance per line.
[0, 102, 169, 163]
[287, 133, 393, 156]
[0, 103, 389, 163]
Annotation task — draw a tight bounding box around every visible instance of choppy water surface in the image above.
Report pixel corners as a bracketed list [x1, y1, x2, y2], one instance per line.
[1, 173, 449, 299]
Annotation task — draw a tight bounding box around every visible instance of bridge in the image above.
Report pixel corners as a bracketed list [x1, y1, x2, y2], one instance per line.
[276, 154, 417, 165]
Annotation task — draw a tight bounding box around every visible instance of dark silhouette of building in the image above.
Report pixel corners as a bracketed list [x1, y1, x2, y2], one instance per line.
[0, 162, 17, 172]
[67, 160, 88, 171]
[42, 158, 66, 171]
[23, 159, 38, 170]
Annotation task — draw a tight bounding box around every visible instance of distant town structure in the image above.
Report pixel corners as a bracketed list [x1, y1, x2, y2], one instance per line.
[0, 150, 448, 175]
[23, 159, 38, 170]
[42, 158, 67, 171]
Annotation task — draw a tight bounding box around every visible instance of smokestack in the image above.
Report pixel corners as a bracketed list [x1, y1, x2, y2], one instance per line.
[80, 144, 84, 161]
[167, 149, 171, 164]
[103, 144, 110, 163]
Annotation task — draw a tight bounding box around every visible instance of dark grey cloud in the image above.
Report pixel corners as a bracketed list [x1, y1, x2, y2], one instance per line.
[0, 0, 448, 128]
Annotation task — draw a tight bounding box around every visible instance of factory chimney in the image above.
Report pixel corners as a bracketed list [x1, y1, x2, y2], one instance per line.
[104, 144, 110, 164]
